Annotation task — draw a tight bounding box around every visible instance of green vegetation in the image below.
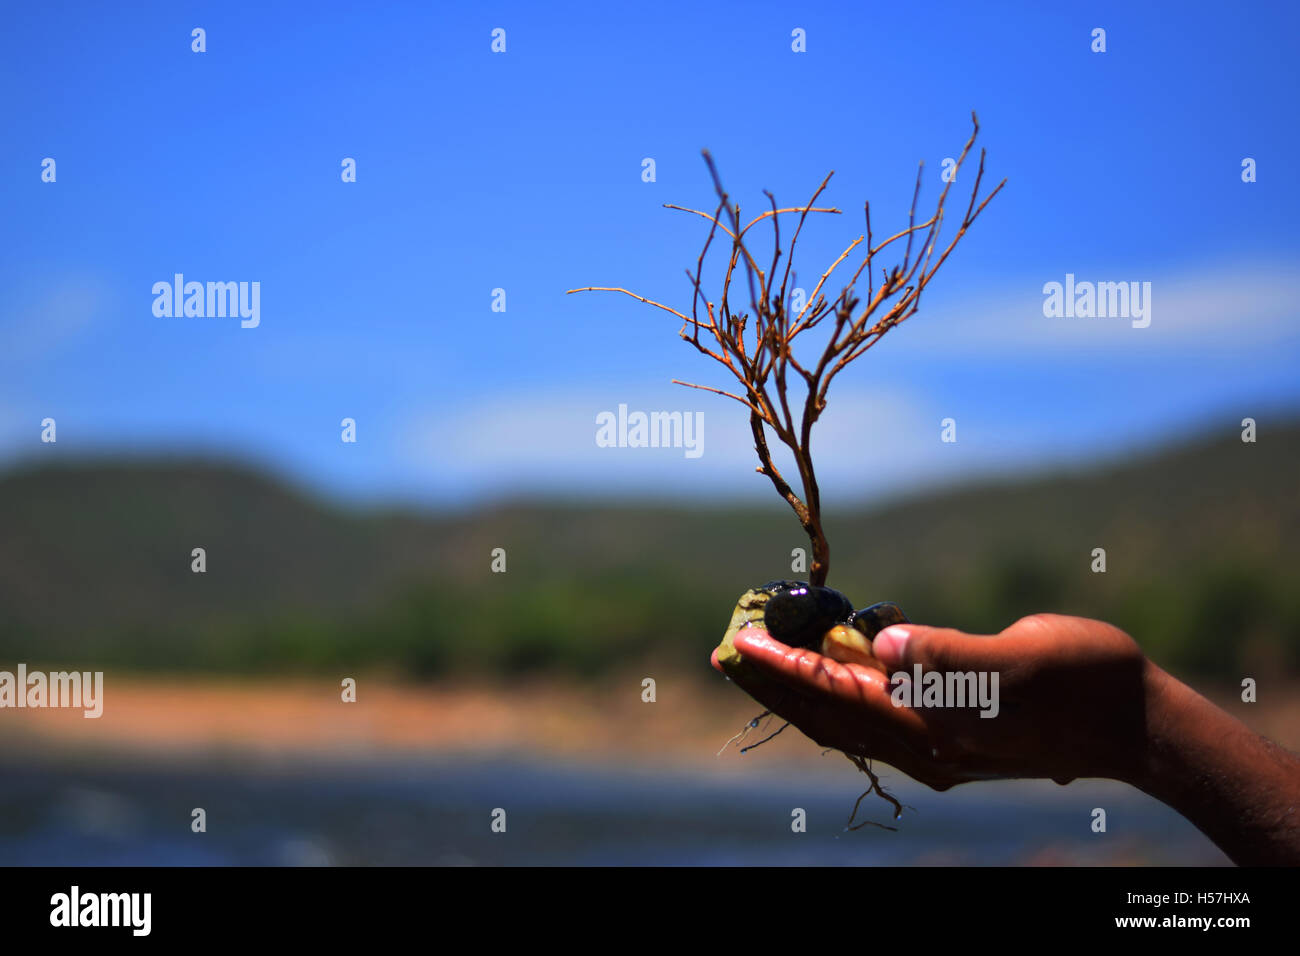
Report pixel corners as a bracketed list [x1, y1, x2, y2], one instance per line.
[1, 423, 1296, 682]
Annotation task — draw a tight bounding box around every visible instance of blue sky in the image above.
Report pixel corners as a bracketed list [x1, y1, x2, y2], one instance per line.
[3, 1, 1297, 509]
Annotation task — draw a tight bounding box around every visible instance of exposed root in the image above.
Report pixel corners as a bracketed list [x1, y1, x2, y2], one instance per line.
[716, 709, 771, 756]
[740, 720, 791, 754]
[844, 753, 908, 831]
[718, 716, 912, 834]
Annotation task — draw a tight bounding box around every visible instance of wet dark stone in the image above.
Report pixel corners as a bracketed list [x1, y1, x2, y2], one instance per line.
[763, 581, 855, 648]
[851, 601, 909, 639]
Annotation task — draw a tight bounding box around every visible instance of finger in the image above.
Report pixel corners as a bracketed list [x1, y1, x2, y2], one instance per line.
[732, 629, 931, 739]
[733, 628, 891, 698]
[726, 663, 916, 765]
[724, 648, 966, 789]
[725, 665, 826, 736]
[723, 631, 864, 733]
[872, 623, 1010, 676]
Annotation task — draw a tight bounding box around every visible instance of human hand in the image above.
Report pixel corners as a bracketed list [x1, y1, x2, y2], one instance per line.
[714, 609, 1300, 864]
[711, 613, 1152, 790]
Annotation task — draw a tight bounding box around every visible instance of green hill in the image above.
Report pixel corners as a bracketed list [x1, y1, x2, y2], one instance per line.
[1, 423, 1296, 681]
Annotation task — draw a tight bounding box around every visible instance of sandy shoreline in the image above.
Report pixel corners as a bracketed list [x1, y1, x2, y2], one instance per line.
[1, 672, 1295, 770]
[0, 672, 772, 768]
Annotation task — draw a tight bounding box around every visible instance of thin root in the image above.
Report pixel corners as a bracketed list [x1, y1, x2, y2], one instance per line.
[716, 709, 771, 756]
[844, 753, 906, 831]
[740, 720, 791, 754]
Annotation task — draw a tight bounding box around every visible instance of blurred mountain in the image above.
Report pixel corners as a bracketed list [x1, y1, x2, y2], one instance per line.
[1, 423, 1296, 680]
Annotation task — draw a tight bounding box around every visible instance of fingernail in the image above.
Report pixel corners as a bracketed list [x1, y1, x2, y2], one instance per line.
[873, 625, 912, 668]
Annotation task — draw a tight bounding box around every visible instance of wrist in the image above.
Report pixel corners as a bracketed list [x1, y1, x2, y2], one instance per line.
[1085, 656, 1179, 791]
[1123, 658, 1188, 795]
[1120, 658, 1300, 864]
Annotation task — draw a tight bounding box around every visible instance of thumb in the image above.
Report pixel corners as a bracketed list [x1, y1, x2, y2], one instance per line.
[872, 623, 1004, 675]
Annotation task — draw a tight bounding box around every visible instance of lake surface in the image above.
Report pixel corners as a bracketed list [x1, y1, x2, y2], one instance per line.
[0, 752, 1230, 866]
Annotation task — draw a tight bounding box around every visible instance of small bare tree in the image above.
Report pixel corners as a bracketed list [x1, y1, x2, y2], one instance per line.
[569, 113, 1003, 587]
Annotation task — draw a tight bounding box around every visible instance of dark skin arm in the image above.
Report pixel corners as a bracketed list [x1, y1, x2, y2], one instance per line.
[712, 613, 1300, 865]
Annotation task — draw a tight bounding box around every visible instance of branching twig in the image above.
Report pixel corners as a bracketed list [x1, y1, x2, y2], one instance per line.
[567, 113, 1003, 586]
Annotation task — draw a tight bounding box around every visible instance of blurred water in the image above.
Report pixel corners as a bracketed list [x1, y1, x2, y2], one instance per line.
[0, 753, 1230, 866]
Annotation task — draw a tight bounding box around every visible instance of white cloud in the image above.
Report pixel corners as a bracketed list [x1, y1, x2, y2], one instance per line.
[394, 258, 1300, 503]
[0, 278, 107, 362]
[895, 259, 1300, 357]
[398, 382, 1005, 502]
